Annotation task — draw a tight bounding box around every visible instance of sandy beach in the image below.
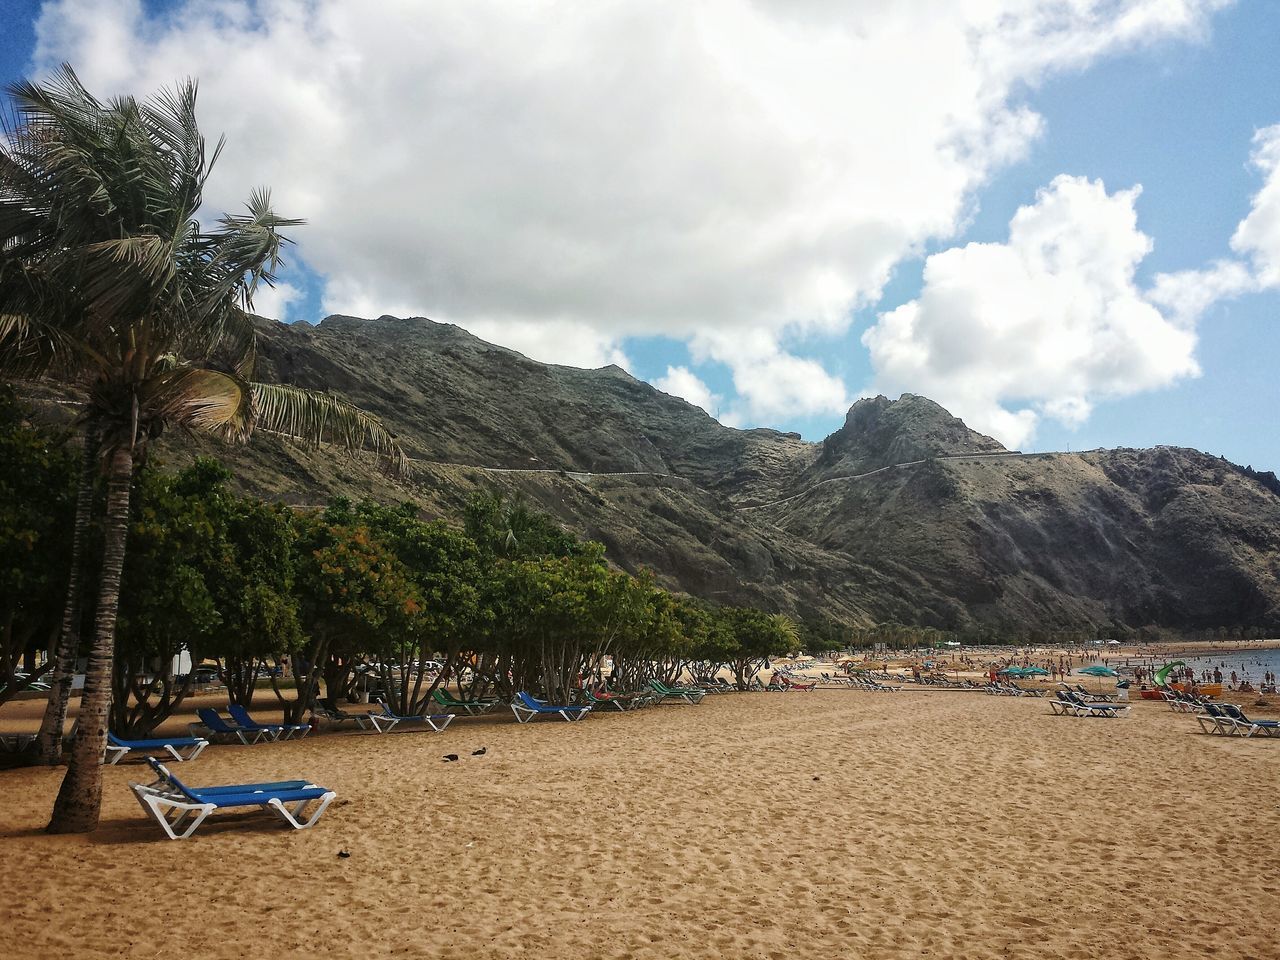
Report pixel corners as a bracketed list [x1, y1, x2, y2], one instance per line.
[1, 689, 1277, 960]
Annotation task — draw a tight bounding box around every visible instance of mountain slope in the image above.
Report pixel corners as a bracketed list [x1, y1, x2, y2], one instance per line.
[136, 314, 1280, 631]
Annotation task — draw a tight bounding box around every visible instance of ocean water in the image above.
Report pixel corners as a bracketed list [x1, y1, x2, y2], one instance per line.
[1093, 645, 1280, 685]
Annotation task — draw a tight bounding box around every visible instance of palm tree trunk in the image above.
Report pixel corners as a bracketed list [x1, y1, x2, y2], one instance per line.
[47, 445, 133, 834]
[36, 423, 100, 765]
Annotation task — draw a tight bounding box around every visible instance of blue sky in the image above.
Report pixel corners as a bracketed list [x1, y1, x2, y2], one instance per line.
[4, 1, 1279, 470]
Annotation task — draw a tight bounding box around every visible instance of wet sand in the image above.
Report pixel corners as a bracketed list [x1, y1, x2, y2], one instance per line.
[1, 690, 1277, 959]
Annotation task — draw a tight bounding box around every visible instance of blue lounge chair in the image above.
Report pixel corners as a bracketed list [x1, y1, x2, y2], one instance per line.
[1217, 703, 1279, 738]
[1197, 702, 1235, 735]
[372, 699, 455, 733]
[228, 704, 311, 741]
[511, 691, 591, 723]
[129, 757, 335, 840]
[106, 731, 209, 765]
[190, 708, 270, 745]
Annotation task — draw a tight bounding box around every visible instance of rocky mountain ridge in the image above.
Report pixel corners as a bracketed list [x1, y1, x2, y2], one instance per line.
[145, 314, 1280, 632]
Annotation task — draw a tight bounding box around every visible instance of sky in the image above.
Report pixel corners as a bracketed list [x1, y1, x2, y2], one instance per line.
[2, 0, 1279, 469]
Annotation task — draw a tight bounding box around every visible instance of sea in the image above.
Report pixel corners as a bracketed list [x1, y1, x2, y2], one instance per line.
[1091, 644, 1280, 685]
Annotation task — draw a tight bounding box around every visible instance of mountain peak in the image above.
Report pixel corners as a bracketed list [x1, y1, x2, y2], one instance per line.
[819, 393, 1006, 472]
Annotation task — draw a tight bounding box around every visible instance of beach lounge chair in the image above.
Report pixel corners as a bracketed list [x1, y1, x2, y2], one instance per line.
[372, 699, 455, 733]
[432, 688, 501, 716]
[1073, 683, 1116, 702]
[648, 679, 707, 704]
[311, 701, 379, 731]
[1006, 682, 1047, 698]
[780, 675, 817, 692]
[1049, 691, 1077, 715]
[511, 691, 591, 723]
[106, 731, 209, 765]
[586, 686, 658, 710]
[1052, 690, 1128, 718]
[846, 674, 887, 692]
[129, 757, 335, 840]
[582, 687, 632, 712]
[1196, 702, 1235, 736]
[228, 704, 311, 741]
[1162, 689, 1192, 712]
[1217, 703, 1279, 738]
[694, 675, 733, 693]
[190, 708, 271, 745]
[0, 732, 38, 753]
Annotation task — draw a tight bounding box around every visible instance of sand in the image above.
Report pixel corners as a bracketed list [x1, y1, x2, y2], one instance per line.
[1, 690, 1278, 960]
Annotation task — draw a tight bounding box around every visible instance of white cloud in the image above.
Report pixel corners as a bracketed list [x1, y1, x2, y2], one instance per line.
[28, 0, 1233, 416]
[465, 318, 631, 371]
[249, 281, 303, 323]
[653, 366, 721, 418]
[1146, 125, 1280, 330]
[1230, 124, 1280, 286]
[863, 175, 1200, 449]
[1140, 124, 1280, 333]
[692, 329, 850, 424]
[1145, 259, 1255, 328]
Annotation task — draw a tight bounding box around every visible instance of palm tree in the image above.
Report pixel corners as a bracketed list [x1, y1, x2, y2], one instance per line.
[0, 66, 405, 833]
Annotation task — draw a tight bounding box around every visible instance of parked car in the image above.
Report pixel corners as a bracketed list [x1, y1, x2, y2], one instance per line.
[0, 672, 51, 695]
[177, 667, 220, 686]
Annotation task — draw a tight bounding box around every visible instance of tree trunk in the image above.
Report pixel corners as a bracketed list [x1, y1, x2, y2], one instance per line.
[36, 424, 100, 765]
[47, 446, 133, 834]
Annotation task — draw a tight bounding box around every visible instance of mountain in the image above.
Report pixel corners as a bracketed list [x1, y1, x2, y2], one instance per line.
[132, 314, 1280, 632]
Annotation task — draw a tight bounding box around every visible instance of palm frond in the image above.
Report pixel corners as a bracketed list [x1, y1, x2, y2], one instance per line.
[137, 365, 253, 437]
[249, 382, 407, 475]
[0, 66, 402, 483]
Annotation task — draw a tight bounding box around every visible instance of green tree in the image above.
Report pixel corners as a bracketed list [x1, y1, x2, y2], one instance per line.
[0, 67, 404, 832]
[290, 512, 420, 724]
[715, 607, 797, 690]
[0, 387, 77, 704]
[111, 459, 302, 734]
[339, 501, 483, 715]
[465, 493, 584, 560]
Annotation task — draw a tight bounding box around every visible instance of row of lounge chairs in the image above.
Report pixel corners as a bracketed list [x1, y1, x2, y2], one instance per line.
[1163, 689, 1210, 713]
[191, 706, 311, 744]
[820, 672, 900, 692]
[915, 675, 987, 690]
[984, 681, 1047, 698]
[1048, 689, 1129, 718]
[120, 676, 721, 838]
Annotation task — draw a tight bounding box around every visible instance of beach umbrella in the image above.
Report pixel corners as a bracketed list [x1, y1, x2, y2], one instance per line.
[1079, 665, 1117, 677]
[1079, 664, 1118, 694]
[1022, 667, 1050, 676]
